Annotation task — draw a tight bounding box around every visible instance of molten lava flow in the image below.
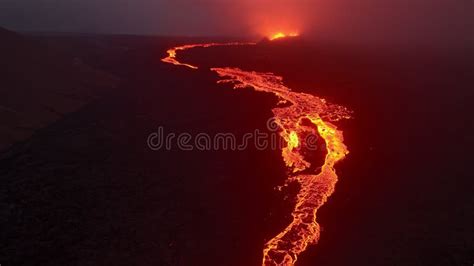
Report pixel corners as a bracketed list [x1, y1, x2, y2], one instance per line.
[161, 42, 256, 69]
[162, 41, 351, 266]
[269, 32, 299, 40]
[210, 68, 350, 265]
[162, 44, 200, 69]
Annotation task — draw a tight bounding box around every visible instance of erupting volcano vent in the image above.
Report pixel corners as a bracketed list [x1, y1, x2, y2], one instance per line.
[162, 40, 351, 265]
[268, 32, 299, 41]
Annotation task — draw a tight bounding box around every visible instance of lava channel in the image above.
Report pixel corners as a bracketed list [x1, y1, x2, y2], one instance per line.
[162, 40, 352, 266]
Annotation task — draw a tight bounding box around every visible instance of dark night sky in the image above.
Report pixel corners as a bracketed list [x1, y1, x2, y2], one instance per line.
[0, 0, 471, 46]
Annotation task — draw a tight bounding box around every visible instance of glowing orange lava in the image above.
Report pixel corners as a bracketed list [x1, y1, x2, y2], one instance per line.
[269, 32, 299, 40]
[162, 42, 256, 69]
[162, 41, 351, 266]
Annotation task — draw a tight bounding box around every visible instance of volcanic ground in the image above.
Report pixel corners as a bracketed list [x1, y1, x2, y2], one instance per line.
[1, 30, 472, 265]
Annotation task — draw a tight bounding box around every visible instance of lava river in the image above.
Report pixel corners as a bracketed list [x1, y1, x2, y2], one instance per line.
[162, 40, 352, 265]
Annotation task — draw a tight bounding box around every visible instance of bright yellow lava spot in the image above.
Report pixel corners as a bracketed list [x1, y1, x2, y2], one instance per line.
[288, 131, 300, 150]
[269, 32, 299, 41]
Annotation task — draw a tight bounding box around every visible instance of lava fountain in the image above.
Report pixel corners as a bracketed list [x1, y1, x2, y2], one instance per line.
[162, 37, 352, 265]
[268, 32, 299, 41]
